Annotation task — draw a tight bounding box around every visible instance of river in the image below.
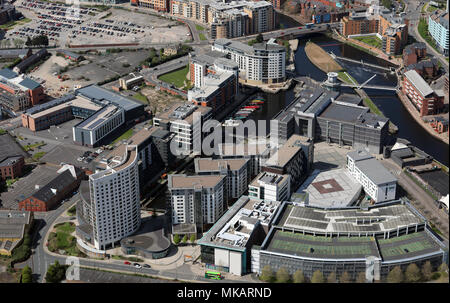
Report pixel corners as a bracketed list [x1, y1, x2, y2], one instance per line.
[249, 26, 448, 166]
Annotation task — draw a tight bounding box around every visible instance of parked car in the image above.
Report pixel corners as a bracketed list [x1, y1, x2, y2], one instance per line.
[124, 261, 131, 265]
[133, 263, 142, 269]
[143, 264, 151, 269]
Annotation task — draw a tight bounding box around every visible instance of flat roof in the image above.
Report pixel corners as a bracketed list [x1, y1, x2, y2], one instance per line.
[75, 85, 143, 112]
[348, 150, 397, 185]
[155, 103, 212, 125]
[168, 174, 225, 189]
[377, 231, 443, 261]
[0, 134, 27, 162]
[266, 229, 380, 260]
[319, 102, 368, 123]
[30, 95, 101, 119]
[194, 158, 248, 172]
[218, 142, 272, 157]
[250, 172, 289, 187]
[264, 134, 309, 168]
[276, 201, 424, 234]
[93, 145, 137, 174]
[75, 104, 121, 130]
[293, 168, 362, 208]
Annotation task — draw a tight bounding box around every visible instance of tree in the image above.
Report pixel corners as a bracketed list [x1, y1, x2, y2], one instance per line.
[311, 270, 324, 283]
[182, 234, 188, 244]
[256, 33, 264, 43]
[421, 261, 433, 281]
[327, 272, 337, 283]
[405, 264, 421, 282]
[356, 272, 366, 283]
[387, 266, 404, 283]
[45, 261, 66, 283]
[21, 265, 32, 283]
[339, 271, 352, 283]
[189, 234, 196, 243]
[293, 270, 305, 283]
[438, 263, 448, 277]
[276, 267, 290, 283]
[25, 36, 32, 47]
[173, 234, 180, 245]
[260, 265, 274, 282]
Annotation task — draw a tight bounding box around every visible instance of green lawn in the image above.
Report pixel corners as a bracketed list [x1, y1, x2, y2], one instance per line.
[337, 71, 357, 85]
[363, 97, 384, 117]
[133, 93, 148, 104]
[158, 65, 189, 88]
[353, 35, 382, 49]
[0, 129, 6, 135]
[32, 152, 46, 161]
[6, 178, 18, 187]
[0, 18, 31, 30]
[199, 33, 207, 41]
[48, 222, 84, 257]
[113, 128, 134, 144]
[24, 142, 46, 151]
[195, 24, 205, 31]
[418, 18, 439, 53]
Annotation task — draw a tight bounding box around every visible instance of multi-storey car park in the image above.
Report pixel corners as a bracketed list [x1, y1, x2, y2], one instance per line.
[255, 200, 447, 281]
[199, 196, 448, 281]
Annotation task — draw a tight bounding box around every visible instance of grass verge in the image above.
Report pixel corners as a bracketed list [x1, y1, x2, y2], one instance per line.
[113, 128, 134, 144]
[199, 33, 207, 41]
[158, 65, 189, 88]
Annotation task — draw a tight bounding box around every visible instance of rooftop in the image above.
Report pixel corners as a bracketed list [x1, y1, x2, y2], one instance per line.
[75, 85, 143, 112]
[155, 103, 212, 125]
[194, 158, 248, 172]
[168, 174, 225, 189]
[0, 134, 27, 162]
[404, 70, 434, 98]
[293, 168, 362, 208]
[264, 134, 310, 168]
[276, 201, 424, 234]
[348, 150, 397, 185]
[198, 196, 281, 250]
[250, 172, 289, 187]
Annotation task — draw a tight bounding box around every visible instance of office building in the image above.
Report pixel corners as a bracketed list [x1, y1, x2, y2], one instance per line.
[0, 68, 45, 112]
[402, 70, 445, 116]
[168, 174, 227, 234]
[347, 150, 397, 203]
[213, 38, 286, 85]
[428, 10, 449, 55]
[195, 157, 249, 199]
[77, 144, 141, 251]
[118, 72, 145, 90]
[271, 89, 389, 154]
[21, 85, 145, 147]
[248, 172, 290, 202]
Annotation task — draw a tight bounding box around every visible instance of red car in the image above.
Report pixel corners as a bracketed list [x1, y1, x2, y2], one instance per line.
[124, 261, 131, 265]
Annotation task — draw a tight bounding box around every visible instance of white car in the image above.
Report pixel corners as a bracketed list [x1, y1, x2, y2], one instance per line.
[134, 263, 142, 269]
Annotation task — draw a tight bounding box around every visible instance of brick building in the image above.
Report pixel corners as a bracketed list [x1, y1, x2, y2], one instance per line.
[403, 42, 427, 67]
[18, 165, 84, 212]
[0, 133, 27, 181]
[131, 0, 170, 12]
[402, 70, 444, 117]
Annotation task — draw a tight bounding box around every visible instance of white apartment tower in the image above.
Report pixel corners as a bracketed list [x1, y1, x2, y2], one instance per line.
[79, 144, 141, 250]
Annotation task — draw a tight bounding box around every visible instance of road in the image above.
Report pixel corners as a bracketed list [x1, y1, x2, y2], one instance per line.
[404, 0, 449, 73]
[380, 158, 449, 241]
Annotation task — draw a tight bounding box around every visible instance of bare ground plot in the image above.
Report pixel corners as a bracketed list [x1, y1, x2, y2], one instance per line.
[72, 267, 179, 283]
[305, 42, 343, 73]
[30, 50, 150, 96]
[140, 86, 185, 115]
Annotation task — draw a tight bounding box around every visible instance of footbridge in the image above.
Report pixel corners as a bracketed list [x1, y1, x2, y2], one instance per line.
[329, 52, 396, 72]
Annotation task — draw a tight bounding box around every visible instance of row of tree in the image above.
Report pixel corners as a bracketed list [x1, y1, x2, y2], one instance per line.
[260, 262, 449, 283]
[25, 35, 49, 47]
[173, 234, 196, 245]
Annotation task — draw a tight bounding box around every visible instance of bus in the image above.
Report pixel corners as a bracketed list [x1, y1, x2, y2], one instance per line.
[205, 271, 222, 280]
[305, 23, 314, 29]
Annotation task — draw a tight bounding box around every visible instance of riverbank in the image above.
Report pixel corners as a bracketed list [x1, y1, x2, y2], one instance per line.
[304, 41, 343, 73]
[396, 90, 449, 145]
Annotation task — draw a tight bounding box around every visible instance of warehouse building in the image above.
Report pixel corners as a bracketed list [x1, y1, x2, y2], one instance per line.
[0, 210, 33, 256]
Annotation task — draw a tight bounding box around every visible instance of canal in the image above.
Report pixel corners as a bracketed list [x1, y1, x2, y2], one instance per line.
[250, 30, 448, 166]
